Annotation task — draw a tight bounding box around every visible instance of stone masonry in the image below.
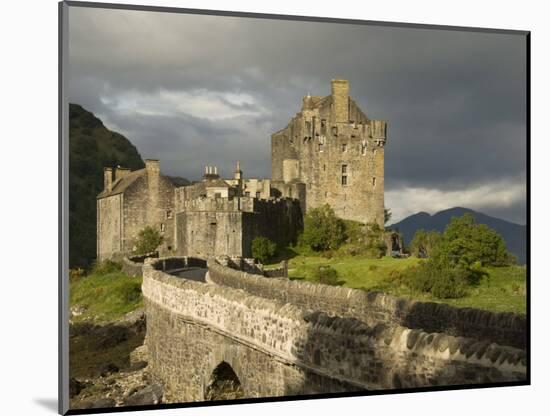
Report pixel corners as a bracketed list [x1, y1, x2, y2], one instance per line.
[142, 258, 526, 403]
[97, 80, 389, 261]
[271, 79, 387, 226]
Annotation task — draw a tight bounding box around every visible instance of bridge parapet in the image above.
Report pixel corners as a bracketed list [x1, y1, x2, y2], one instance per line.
[142, 259, 526, 401]
[207, 260, 527, 349]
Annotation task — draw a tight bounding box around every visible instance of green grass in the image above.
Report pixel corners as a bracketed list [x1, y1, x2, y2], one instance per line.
[70, 271, 143, 324]
[285, 252, 526, 315]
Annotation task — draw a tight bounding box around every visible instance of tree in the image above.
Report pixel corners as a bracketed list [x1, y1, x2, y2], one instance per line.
[434, 214, 514, 267]
[134, 226, 164, 255]
[409, 229, 441, 258]
[300, 205, 346, 251]
[364, 223, 387, 258]
[251, 237, 277, 263]
[384, 208, 392, 225]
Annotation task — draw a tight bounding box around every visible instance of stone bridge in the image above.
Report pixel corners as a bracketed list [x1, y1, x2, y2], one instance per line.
[140, 257, 527, 403]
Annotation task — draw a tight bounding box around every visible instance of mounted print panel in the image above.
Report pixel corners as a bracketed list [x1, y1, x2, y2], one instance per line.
[59, 1, 529, 414]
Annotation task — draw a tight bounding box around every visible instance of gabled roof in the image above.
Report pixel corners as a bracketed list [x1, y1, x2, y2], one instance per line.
[204, 178, 231, 188]
[97, 168, 146, 199]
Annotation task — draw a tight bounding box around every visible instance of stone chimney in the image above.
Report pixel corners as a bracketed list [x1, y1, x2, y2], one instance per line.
[234, 161, 242, 180]
[331, 79, 349, 123]
[104, 167, 113, 192]
[203, 165, 220, 180]
[115, 166, 131, 181]
[145, 159, 160, 225]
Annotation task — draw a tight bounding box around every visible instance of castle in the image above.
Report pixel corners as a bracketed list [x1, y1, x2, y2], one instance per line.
[97, 80, 388, 261]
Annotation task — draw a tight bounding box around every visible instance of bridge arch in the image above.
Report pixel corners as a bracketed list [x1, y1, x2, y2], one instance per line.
[205, 361, 244, 401]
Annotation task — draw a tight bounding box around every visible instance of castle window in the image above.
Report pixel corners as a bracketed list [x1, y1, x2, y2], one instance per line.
[214, 192, 221, 198]
[256, 192, 261, 199]
[361, 144, 367, 155]
[321, 119, 327, 135]
[341, 164, 348, 174]
[166, 209, 172, 219]
[332, 126, 338, 136]
[318, 143, 323, 152]
[342, 143, 347, 152]
[372, 177, 376, 188]
[323, 164, 326, 171]
[245, 191, 250, 197]
[160, 223, 166, 232]
[341, 175, 348, 186]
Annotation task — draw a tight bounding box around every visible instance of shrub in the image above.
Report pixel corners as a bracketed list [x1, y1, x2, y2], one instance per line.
[364, 223, 387, 258]
[69, 268, 86, 282]
[251, 237, 277, 263]
[300, 205, 346, 251]
[402, 261, 469, 299]
[91, 259, 122, 275]
[312, 265, 340, 286]
[134, 226, 164, 256]
[409, 230, 441, 258]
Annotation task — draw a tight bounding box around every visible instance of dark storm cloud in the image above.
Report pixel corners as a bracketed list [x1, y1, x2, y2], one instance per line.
[68, 7, 527, 223]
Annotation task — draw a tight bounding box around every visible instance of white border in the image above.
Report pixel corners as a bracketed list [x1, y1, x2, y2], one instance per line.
[2, 1, 547, 415]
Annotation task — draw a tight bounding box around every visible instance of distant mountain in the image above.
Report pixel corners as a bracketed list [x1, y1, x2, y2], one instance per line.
[69, 103, 146, 268]
[389, 207, 527, 264]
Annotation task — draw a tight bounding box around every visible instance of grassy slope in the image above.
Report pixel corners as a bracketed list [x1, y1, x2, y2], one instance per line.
[283, 253, 526, 315]
[70, 271, 143, 324]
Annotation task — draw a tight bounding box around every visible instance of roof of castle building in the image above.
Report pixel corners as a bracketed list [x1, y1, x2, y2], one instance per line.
[204, 178, 231, 188]
[97, 168, 146, 199]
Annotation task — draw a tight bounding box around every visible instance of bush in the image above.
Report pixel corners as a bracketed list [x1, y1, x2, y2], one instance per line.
[251, 237, 277, 263]
[69, 268, 86, 282]
[409, 230, 441, 258]
[364, 223, 387, 258]
[312, 265, 340, 286]
[134, 226, 164, 256]
[402, 261, 469, 299]
[300, 205, 346, 251]
[91, 259, 122, 275]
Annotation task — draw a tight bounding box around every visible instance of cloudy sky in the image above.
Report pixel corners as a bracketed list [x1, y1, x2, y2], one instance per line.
[68, 6, 527, 224]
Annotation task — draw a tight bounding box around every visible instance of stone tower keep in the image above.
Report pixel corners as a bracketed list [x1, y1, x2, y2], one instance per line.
[271, 79, 387, 226]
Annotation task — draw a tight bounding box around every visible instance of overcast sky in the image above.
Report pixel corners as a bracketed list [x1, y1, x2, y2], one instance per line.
[68, 6, 527, 224]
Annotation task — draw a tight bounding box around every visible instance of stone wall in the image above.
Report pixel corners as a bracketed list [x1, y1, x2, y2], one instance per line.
[174, 197, 302, 259]
[143, 260, 526, 402]
[122, 171, 175, 256]
[97, 194, 123, 261]
[121, 257, 143, 277]
[207, 261, 527, 349]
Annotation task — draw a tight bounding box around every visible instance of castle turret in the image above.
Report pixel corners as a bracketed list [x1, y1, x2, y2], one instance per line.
[331, 79, 349, 123]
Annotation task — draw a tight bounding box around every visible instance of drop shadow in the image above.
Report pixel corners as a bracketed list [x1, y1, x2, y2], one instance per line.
[33, 398, 58, 413]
